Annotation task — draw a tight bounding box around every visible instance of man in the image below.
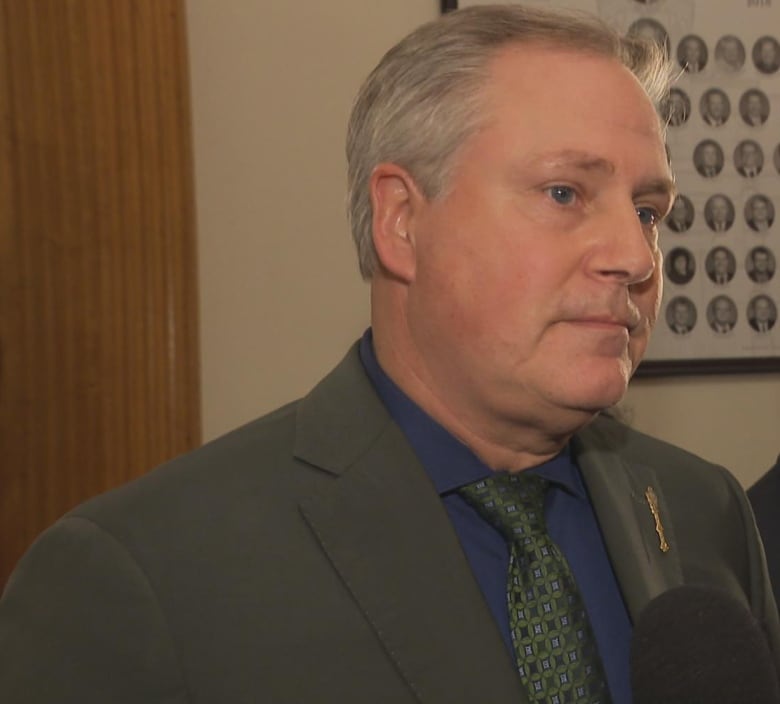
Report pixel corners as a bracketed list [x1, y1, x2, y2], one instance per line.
[666, 296, 696, 334]
[741, 89, 769, 127]
[715, 34, 745, 71]
[627, 17, 669, 56]
[706, 246, 735, 285]
[700, 88, 729, 127]
[694, 139, 723, 178]
[748, 295, 777, 333]
[665, 88, 690, 127]
[704, 193, 734, 232]
[665, 193, 694, 231]
[754, 36, 780, 74]
[747, 195, 775, 232]
[709, 295, 738, 333]
[677, 34, 706, 72]
[1, 6, 778, 704]
[748, 246, 776, 283]
[735, 140, 764, 178]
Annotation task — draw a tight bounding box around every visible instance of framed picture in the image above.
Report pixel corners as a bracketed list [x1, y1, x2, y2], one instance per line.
[442, 0, 780, 376]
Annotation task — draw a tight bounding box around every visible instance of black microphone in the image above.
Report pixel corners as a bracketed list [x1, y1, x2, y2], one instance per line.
[630, 584, 780, 704]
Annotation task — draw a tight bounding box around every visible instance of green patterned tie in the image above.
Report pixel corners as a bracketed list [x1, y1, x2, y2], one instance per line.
[459, 473, 612, 704]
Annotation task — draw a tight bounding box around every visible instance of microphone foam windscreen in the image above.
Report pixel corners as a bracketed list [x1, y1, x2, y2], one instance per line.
[630, 584, 780, 704]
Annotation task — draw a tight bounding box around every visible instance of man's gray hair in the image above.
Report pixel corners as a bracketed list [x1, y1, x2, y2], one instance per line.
[346, 3, 675, 279]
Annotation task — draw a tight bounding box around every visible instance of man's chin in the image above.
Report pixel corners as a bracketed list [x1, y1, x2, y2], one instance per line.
[559, 358, 633, 414]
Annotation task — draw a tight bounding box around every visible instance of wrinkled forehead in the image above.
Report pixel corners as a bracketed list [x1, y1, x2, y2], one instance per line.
[485, 43, 662, 124]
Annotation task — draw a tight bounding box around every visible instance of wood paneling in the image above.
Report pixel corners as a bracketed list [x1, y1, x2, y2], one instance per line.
[0, 0, 200, 585]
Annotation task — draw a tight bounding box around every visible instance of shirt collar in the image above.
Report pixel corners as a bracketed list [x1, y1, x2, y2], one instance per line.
[358, 329, 586, 500]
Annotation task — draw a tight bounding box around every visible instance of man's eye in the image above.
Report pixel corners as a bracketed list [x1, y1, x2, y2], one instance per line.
[546, 185, 576, 205]
[637, 207, 660, 226]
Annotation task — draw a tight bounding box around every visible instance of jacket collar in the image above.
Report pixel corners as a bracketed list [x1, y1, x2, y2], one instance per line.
[294, 346, 681, 700]
[573, 417, 684, 623]
[295, 343, 527, 702]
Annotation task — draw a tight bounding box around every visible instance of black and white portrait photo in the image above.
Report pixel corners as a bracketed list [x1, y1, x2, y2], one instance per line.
[704, 194, 735, 232]
[665, 88, 691, 127]
[746, 246, 776, 284]
[666, 296, 697, 335]
[715, 34, 746, 72]
[665, 247, 696, 285]
[707, 295, 738, 334]
[748, 295, 777, 333]
[629, 18, 670, 56]
[734, 140, 764, 178]
[665, 194, 695, 232]
[700, 88, 730, 127]
[740, 89, 770, 127]
[753, 36, 780, 74]
[677, 34, 708, 73]
[745, 195, 775, 232]
[693, 140, 724, 178]
[705, 246, 737, 285]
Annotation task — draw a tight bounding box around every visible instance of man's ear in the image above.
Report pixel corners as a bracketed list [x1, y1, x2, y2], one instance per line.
[369, 163, 425, 283]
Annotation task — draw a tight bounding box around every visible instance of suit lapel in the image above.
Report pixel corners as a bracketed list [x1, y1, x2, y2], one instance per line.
[573, 421, 684, 624]
[295, 346, 526, 703]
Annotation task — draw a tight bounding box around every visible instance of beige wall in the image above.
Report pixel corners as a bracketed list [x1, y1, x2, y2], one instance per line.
[187, 0, 780, 488]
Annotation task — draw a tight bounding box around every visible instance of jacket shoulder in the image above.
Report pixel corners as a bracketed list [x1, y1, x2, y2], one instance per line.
[73, 399, 302, 522]
[581, 412, 732, 479]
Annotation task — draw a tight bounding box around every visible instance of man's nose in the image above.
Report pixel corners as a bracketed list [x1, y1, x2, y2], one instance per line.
[587, 205, 657, 286]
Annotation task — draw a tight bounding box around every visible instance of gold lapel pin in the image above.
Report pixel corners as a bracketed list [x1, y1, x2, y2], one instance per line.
[645, 486, 670, 553]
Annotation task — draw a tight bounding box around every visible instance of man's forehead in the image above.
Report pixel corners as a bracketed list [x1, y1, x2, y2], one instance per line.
[484, 46, 664, 129]
[474, 45, 672, 190]
[487, 42, 627, 85]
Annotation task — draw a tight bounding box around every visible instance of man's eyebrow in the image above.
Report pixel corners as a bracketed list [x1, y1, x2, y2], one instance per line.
[528, 150, 616, 174]
[634, 178, 677, 203]
[527, 150, 678, 201]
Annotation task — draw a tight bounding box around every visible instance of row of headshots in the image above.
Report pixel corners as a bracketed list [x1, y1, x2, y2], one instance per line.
[629, 21, 780, 75]
[666, 294, 777, 335]
[666, 194, 774, 232]
[665, 245, 775, 285]
[667, 89, 772, 128]
[691, 140, 778, 178]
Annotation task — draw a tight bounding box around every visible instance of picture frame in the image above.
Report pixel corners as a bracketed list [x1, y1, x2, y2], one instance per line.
[441, 0, 780, 377]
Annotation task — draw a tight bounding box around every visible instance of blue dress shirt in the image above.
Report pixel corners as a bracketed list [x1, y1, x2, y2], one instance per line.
[359, 330, 633, 703]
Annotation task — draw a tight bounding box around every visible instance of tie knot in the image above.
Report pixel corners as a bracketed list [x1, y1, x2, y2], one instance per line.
[458, 473, 548, 544]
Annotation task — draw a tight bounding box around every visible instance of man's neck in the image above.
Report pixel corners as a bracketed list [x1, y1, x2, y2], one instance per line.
[370, 320, 592, 473]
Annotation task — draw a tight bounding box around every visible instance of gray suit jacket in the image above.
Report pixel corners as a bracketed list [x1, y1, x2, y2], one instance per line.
[1, 343, 778, 703]
[749, 456, 780, 608]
